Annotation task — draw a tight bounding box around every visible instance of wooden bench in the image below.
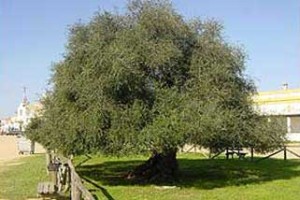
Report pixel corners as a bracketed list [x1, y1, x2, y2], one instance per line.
[234, 148, 247, 159]
[37, 182, 56, 197]
[225, 151, 235, 159]
[226, 148, 247, 159]
[236, 152, 247, 159]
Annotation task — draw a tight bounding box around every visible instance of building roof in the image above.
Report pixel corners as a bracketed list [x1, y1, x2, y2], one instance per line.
[253, 88, 300, 105]
[253, 88, 300, 115]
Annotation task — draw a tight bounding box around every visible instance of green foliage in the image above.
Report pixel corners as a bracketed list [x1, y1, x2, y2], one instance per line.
[26, 0, 286, 156]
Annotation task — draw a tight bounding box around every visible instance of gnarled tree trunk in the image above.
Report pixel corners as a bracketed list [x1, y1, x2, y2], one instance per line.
[127, 149, 178, 182]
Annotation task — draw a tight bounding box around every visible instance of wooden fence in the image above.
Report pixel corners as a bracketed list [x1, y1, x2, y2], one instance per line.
[207, 145, 300, 162]
[68, 160, 95, 200]
[256, 145, 300, 162]
[46, 152, 95, 200]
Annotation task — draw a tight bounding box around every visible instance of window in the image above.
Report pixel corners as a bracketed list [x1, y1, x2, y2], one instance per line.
[291, 116, 300, 133]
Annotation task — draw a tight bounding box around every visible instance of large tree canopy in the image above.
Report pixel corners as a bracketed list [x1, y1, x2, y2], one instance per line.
[26, 0, 286, 181]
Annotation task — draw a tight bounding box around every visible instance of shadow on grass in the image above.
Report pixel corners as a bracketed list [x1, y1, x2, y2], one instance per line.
[81, 176, 115, 200]
[76, 157, 300, 191]
[54, 195, 70, 200]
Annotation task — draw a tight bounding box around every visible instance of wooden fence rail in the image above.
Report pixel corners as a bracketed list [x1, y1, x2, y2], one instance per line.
[67, 159, 95, 200]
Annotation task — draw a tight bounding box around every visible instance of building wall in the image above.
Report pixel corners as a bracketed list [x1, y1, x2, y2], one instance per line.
[253, 88, 300, 141]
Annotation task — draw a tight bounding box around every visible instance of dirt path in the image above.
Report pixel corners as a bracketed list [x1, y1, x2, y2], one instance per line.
[0, 135, 45, 164]
[0, 136, 20, 163]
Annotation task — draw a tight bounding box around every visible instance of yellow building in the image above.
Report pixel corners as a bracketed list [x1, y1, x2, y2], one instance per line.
[253, 86, 300, 141]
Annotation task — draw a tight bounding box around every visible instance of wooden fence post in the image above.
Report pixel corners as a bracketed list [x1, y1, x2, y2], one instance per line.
[284, 146, 287, 160]
[250, 147, 254, 161]
[72, 180, 82, 200]
[226, 147, 229, 160]
[68, 159, 95, 200]
[71, 171, 80, 199]
[45, 151, 50, 175]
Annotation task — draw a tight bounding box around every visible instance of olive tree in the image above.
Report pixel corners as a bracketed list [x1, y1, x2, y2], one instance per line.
[26, 0, 286, 181]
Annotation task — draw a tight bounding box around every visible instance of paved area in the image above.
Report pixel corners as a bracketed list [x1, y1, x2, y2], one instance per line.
[0, 135, 45, 164]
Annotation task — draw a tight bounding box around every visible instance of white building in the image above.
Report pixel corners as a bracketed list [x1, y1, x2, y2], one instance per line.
[0, 117, 18, 133]
[0, 93, 42, 133]
[16, 97, 42, 130]
[253, 86, 300, 141]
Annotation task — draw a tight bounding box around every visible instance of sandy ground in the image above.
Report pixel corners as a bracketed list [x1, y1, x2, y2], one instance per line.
[2, 136, 300, 163]
[0, 135, 45, 164]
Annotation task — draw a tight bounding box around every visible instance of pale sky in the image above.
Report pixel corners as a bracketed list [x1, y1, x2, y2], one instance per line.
[1, 0, 299, 118]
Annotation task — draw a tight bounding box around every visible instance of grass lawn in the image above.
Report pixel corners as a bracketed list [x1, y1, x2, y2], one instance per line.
[0, 154, 48, 200]
[74, 153, 300, 200]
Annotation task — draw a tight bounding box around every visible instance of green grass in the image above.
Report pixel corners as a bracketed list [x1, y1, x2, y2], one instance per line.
[74, 153, 300, 200]
[0, 154, 49, 200]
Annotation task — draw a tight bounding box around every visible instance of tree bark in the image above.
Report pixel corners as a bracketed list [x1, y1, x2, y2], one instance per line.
[127, 149, 178, 182]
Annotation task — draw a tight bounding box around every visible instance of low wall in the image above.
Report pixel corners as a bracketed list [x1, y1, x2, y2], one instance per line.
[287, 133, 300, 141]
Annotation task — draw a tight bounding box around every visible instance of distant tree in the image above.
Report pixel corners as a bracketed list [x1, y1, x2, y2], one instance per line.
[26, 0, 286, 181]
